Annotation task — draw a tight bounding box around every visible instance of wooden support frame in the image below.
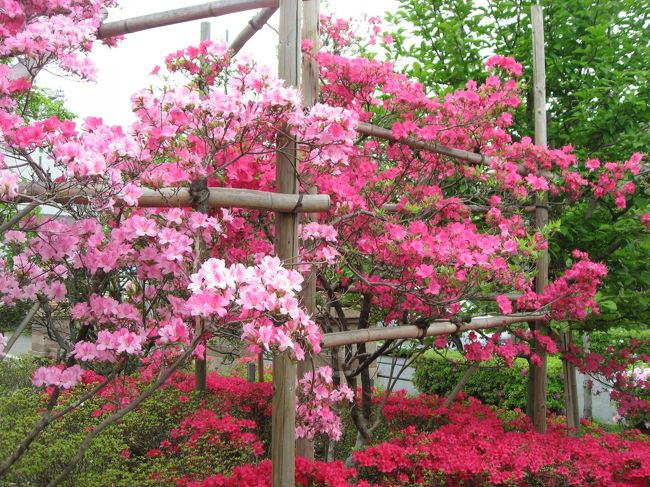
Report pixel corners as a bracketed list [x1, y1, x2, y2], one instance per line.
[357, 121, 549, 177]
[357, 121, 490, 166]
[5, 1, 574, 482]
[193, 22, 213, 393]
[295, 0, 320, 462]
[230, 7, 278, 55]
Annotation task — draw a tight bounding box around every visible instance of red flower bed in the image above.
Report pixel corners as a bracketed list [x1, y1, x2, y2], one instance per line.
[355, 397, 650, 486]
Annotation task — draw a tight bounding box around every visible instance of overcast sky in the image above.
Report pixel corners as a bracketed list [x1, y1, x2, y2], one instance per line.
[39, 0, 397, 126]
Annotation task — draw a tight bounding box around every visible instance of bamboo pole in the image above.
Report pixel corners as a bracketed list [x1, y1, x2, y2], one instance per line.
[193, 22, 212, 393]
[97, 0, 278, 39]
[0, 302, 40, 362]
[357, 121, 490, 165]
[229, 7, 277, 55]
[296, 0, 319, 462]
[15, 184, 329, 213]
[560, 330, 579, 429]
[272, 1, 301, 484]
[444, 363, 478, 408]
[582, 333, 593, 420]
[531, 4, 549, 434]
[321, 314, 546, 349]
[381, 203, 537, 214]
[357, 121, 545, 177]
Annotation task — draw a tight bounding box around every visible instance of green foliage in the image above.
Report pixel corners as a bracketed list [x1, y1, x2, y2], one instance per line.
[0, 355, 41, 390]
[0, 382, 247, 486]
[585, 327, 650, 357]
[551, 200, 650, 329]
[412, 352, 565, 414]
[386, 0, 650, 159]
[17, 86, 75, 122]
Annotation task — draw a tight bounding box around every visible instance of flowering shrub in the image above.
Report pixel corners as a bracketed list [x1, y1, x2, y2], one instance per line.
[188, 458, 361, 487]
[566, 337, 650, 434]
[2, 363, 650, 486]
[296, 367, 354, 441]
[354, 397, 650, 486]
[612, 366, 650, 432]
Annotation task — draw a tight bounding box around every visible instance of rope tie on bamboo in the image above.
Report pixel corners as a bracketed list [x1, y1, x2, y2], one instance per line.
[289, 192, 304, 213]
[412, 317, 429, 340]
[248, 16, 265, 31]
[450, 314, 471, 337]
[189, 179, 209, 209]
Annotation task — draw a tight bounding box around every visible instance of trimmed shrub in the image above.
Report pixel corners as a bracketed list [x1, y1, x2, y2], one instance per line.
[586, 327, 650, 357]
[413, 352, 565, 414]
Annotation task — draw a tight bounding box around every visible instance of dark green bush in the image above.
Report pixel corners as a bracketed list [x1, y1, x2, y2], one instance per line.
[0, 301, 32, 334]
[0, 377, 253, 486]
[413, 352, 565, 414]
[0, 355, 41, 391]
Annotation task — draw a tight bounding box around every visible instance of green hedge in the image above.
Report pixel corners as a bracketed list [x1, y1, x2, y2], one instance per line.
[413, 352, 566, 414]
[585, 327, 650, 357]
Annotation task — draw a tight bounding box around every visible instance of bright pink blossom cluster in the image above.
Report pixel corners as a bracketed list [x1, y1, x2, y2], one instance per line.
[517, 250, 608, 320]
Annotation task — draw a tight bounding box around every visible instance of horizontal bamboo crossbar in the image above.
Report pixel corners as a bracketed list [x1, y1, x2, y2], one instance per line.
[230, 7, 278, 55]
[381, 203, 536, 214]
[15, 184, 329, 213]
[357, 122, 550, 178]
[321, 313, 545, 348]
[98, 0, 279, 39]
[357, 121, 490, 165]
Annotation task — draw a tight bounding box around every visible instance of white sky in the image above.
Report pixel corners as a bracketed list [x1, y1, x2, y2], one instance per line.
[40, 0, 397, 126]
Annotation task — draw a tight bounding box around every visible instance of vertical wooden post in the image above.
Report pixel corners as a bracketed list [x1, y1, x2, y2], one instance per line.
[193, 21, 211, 392]
[273, 0, 301, 484]
[561, 330, 579, 430]
[258, 351, 265, 382]
[531, 4, 549, 434]
[296, 0, 320, 461]
[582, 333, 593, 420]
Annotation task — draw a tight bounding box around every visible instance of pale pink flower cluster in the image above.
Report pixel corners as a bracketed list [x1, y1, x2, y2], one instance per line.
[157, 317, 191, 345]
[32, 364, 84, 389]
[300, 222, 337, 242]
[0, 169, 19, 198]
[296, 367, 354, 440]
[0, 0, 118, 81]
[72, 329, 145, 362]
[188, 256, 322, 360]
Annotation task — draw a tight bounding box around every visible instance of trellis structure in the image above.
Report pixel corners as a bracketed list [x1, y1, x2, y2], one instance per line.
[5, 1, 565, 485]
